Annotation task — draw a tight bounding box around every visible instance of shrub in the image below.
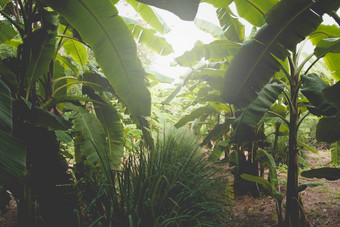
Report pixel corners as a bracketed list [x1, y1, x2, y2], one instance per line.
[77, 127, 231, 226]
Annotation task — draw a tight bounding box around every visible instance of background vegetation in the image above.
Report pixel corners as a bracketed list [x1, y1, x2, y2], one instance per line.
[0, 0, 339, 226]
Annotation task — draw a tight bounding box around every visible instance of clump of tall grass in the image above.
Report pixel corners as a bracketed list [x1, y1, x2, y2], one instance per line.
[77, 127, 231, 226]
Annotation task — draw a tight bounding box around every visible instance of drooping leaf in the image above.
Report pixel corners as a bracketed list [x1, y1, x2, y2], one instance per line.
[316, 81, 340, 143]
[194, 18, 226, 39]
[310, 25, 340, 80]
[44, 0, 151, 117]
[314, 38, 340, 56]
[298, 139, 317, 154]
[0, 130, 26, 190]
[231, 82, 284, 143]
[201, 119, 233, 146]
[146, 68, 174, 83]
[137, 0, 200, 21]
[175, 105, 217, 128]
[125, 0, 170, 34]
[301, 167, 340, 181]
[201, 0, 232, 8]
[257, 149, 277, 188]
[123, 17, 173, 55]
[216, 6, 244, 42]
[15, 98, 72, 131]
[208, 139, 229, 161]
[222, 0, 340, 107]
[0, 20, 16, 44]
[175, 40, 241, 67]
[81, 72, 115, 93]
[331, 141, 340, 166]
[56, 54, 79, 75]
[240, 173, 273, 193]
[301, 74, 337, 116]
[233, 0, 279, 27]
[62, 38, 88, 67]
[67, 104, 113, 181]
[298, 183, 322, 192]
[25, 10, 58, 96]
[0, 80, 12, 133]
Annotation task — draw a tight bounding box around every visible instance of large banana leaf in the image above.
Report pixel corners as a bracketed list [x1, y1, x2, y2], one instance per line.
[231, 82, 284, 143]
[194, 18, 226, 39]
[233, 0, 278, 27]
[314, 38, 340, 81]
[94, 102, 124, 168]
[175, 40, 241, 66]
[25, 11, 58, 97]
[216, 6, 244, 42]
[0, 130, 26, 190]
[316, 81, 340, 143]
[125, 0, 170, 34]
[174, 105, 217, 128]
[222, 0, 340, 107]
[0, 81, 25, 190]
[309, 25, 340, 80]
[201, 120, 232, 146]
[201, 0, 232, 8]
[44, 0, 151, 117]
[123, 17, 173, 56]
[0, 20, 16, 44]
[301, 73, 337, 116]
[69, 104, 113, 180]
[301, 167, 340, 181]
[0, 80, 12, 133]
[137, 0, 200, 21]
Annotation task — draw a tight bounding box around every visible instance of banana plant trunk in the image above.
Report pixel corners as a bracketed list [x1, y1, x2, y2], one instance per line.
[285, 82, 302, 226]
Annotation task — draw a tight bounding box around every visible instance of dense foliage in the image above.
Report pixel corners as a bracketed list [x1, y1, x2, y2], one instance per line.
[0, 0, 339, 227]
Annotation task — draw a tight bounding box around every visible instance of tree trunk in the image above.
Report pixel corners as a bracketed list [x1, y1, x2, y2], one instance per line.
[285, 84, 303, 226]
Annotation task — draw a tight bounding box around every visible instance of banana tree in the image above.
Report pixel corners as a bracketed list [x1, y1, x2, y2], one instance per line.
[219, 0, 340, 226]
[0, 0, 173, 224]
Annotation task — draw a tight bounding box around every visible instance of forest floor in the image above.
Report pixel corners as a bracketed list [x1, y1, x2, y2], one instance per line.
[230, 149, 340, 227]
[1, 149, 339, 227]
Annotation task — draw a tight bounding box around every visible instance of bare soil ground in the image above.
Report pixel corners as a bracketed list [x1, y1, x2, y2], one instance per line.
[231, 149, 340, 227]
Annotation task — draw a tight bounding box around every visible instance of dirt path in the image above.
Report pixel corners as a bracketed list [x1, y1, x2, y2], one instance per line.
[231, 149, 340, 227]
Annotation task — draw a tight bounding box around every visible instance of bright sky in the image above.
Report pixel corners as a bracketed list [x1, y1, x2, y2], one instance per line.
[117, 2, 339, 81]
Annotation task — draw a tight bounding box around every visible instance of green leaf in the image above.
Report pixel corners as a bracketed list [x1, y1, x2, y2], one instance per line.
[201, 0, 232, 8]
[62, 38, 88, 67]
[316, 115, 340, 143]
[331, 141, 340, 166]
[175, 40, 241, 67]
[231, 82, 284, 143]
[222, 0, 339, 107]
[301, 74, 337, 116]
[314, 38, 340, 56]
[257, 149, 277, 187]
[0, 130, 26, 190]
[201, 120, 232, 146]
[125, 0, 170, 34]
[68, 104, 113, 181]
[82, 72, 115, 93]
[56, 54, 79, 75]
[301, 167, 340, 181]
[15, 98, 72, 130]
[194, 18, 226, 39]
[208, 139, 229, 161]
[0, 20, 16, 44]
[0, 80, 12, 133]
[216, 6, 244, 42]
[136, 0, 200, 21]
[298, 183, 322, 192]
[123, 17, 173, 56]
[310, 25, 340, 80]
[44, 0, 151, 117]
[234, 0, 279, 27]
[55, 130, 72, 144]
[25, 10, 58, 97]
[146, 68, 174, 83]
[94, 101, 124, 168]
[240, 173, 273, 193]
[298, 139, 317, 154]
[174, 105, 217, 128]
